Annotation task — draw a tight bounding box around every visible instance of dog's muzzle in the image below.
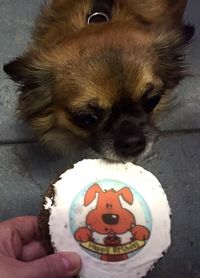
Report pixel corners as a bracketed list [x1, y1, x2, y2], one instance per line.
[102, 214, 119, 225]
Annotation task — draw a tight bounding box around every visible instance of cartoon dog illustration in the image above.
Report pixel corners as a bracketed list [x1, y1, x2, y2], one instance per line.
[74, 183, 150, 261]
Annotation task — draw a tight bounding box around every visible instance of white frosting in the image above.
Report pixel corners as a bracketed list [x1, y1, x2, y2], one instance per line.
[44, 197, 52, 210]
[45, 159, 171, 278]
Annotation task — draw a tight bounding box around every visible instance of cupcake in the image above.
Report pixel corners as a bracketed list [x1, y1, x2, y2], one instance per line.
[39, 159, 171, 278]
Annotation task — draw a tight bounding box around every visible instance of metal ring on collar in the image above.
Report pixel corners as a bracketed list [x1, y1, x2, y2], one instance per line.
[87, 12, 110, 24]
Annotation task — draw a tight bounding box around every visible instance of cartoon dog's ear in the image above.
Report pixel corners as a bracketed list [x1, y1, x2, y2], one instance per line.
[117, 187, 133, 205]
[84, 184, 103, 206]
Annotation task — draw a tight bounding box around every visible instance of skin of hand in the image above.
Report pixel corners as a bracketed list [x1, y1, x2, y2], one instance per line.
[0, 216, 81, 278]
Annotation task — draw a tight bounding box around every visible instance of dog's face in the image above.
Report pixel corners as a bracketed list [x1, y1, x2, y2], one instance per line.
[84, 184, 135, 234]
[3, 1, 194, 161]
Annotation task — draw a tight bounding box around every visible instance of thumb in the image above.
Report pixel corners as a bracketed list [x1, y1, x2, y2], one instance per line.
[23, 252, 81, 278]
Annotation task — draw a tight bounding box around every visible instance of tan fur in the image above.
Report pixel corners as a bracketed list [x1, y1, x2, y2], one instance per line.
[4, 0, 193, 161]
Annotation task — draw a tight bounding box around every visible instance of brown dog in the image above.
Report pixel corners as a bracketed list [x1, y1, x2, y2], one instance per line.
[74, 183, 150, 261]
[3, 0, 194, 161]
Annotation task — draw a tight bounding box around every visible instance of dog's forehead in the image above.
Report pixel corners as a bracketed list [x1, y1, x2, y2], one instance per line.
[66, 22, 153, 50]
[55, 49, 155, 109]
[100, 189, 122, 199]
[53, 23, 154, 69]
[103, 188, 116, 194]
[53, 24, 157, 108]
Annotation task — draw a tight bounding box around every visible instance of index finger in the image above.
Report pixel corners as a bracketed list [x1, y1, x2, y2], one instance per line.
[1, 216, 41, 245]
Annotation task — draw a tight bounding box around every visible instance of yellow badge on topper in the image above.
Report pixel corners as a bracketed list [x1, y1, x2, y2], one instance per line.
[71, 180, 151, 262]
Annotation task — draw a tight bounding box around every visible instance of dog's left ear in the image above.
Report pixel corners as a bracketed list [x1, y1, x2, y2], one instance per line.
[117, 187, 133, 205]
[154, 24, 194, 89]
[125, 0, 188, 26]
[182, 24, 195, 44]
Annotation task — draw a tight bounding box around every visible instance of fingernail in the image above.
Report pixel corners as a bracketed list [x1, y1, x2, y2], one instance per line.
[61, 253, 81, 271]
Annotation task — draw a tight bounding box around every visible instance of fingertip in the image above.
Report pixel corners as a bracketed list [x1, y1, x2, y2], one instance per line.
[60, 252, 82, 271]
[25, 252, 82, 278]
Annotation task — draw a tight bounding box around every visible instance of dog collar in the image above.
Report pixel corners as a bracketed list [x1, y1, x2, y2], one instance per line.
[87, 0, 114, 24]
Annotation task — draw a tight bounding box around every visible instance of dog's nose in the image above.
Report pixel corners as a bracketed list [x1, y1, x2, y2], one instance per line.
[102, 214, 119, 225]
[114, 132, 146, 157]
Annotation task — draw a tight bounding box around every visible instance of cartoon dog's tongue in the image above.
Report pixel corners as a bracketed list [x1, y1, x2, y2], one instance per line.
[104, 235, 121, 246]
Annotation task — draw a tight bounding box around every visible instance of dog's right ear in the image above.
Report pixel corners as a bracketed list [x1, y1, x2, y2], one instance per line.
[3, 53, 53, 86]
[3, 52, 55, 122]
[3, 56, 30, 83]
[84, 184, 103, 206]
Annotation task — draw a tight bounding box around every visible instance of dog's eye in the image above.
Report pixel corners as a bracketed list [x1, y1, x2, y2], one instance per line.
[74, 112, 99, 128]
[142, 90, 164, 113]
[70, 104, 104, 129]
[143, 83, 154, 97]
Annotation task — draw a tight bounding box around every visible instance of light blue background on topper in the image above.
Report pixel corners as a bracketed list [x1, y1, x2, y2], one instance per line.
[69, 179, 152, 259]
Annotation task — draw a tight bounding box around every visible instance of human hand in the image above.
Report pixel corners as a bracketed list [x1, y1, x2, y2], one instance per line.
[0, 216, 81, 278]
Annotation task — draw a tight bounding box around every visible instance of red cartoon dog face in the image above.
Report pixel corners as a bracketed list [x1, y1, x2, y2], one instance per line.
[84, 184, 135, 234]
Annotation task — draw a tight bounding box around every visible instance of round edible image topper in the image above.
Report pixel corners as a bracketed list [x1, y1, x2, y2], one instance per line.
[70, 179, 152, 262]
